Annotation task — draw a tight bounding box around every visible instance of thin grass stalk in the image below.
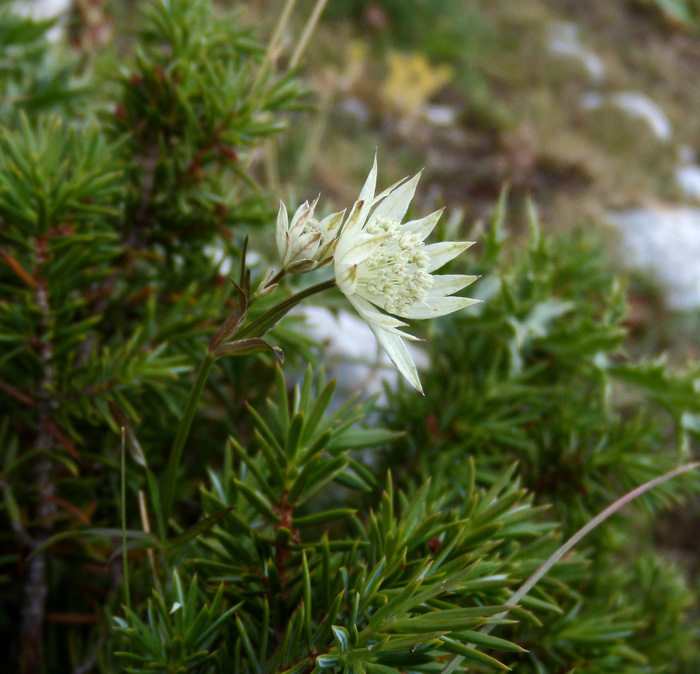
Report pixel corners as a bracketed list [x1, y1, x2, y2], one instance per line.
[121, 428, 131, 610]
[138, 490, 162, 596]
[265, 0, 298, 68]
[289, 0, 329, 68]
[439, 461, 700, 674]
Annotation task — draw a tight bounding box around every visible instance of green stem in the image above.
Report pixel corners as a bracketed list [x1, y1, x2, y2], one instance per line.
[161, 353, 216, 532]
[159, 278, 336, 533]
[267, 269, 287, 289]
[121, 428, 131, 610]
[237, 278, 336, 340]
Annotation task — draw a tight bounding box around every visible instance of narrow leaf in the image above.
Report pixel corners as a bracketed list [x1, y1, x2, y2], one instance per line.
[164, 507, 235, 551]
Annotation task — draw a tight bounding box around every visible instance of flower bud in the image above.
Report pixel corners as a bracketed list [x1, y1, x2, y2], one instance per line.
[276, 200, 345, 274]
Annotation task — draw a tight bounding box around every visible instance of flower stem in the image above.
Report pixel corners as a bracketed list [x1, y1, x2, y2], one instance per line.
[161, 353, 216, 532]
[237, 278, 335, 339]
[159, 278, 335, 532]
[267, 269, 287, 288]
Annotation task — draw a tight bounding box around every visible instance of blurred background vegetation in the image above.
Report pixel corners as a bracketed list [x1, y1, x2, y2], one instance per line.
[3, 0, 700, 672]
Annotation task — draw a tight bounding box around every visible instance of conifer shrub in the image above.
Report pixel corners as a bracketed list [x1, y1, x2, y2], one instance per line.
[0, 2, 698, 673]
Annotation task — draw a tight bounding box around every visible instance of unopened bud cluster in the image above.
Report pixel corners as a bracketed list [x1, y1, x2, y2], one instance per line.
[276, 200, 344, 274]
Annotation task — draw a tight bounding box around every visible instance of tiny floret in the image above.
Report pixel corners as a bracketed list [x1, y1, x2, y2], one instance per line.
[276, 199, 345, 273]
[333, 156, 479, 393]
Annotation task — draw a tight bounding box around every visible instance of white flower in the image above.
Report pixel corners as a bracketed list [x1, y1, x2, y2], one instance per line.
[276, 199, 345, 273]
[333, 157, 479, 393]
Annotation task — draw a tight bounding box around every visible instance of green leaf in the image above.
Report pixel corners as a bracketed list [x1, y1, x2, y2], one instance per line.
[164, 506, 235, 551]
[28, 528, 157, 560]
[391, 607, 498, 634]
[236, 615, 262, 674]
[213, 337, 284, 363]
[439, 636, 510, 670]
[109, 401, 148, 469]
[209, 282, 248, 351]
[300, 377, 336, 445]
[316, 655, 340, 668]
[327, 427, 404, 451]
[302, 551, 312, 649]
[285, 412, 305, 460]
[457, 630, 527, 653]
[292, 508, 356, 528]
[234, 479, 279, 520]
[228, 436, 278, 500]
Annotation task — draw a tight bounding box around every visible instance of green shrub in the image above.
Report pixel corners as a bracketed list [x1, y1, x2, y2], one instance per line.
[1, 3, 698, 673]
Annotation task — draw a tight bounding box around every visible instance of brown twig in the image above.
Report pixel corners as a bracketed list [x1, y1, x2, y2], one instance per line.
[131, 142, 160, 239]
[72, 556, 123, 674]
[19, 238, 59, 674]
[0, 245, 37, 287]
[0, 379, 36, 407]
[273, 490, 298, 590]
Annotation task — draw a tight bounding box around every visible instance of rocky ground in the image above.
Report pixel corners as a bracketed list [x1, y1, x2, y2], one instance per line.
[296, 0, 700, 360]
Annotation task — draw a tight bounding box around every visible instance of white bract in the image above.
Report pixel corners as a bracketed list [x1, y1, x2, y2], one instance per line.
[334, 157, 478, 393]
[276, 199, 345, 273]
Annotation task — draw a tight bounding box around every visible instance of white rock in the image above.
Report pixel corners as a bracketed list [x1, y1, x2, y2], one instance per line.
[676, 165, 700, 201]
[12, 0, 72, 41]
[579, 92, 604, 110]
[608, 206, 700, 309]
[547, 22, 606, 83]
[340, 97, 370, 124]
[423, 104, 457, 127]
[580, 91, 673, 142]
[678, 144, 696, 164]
[611, 92, 673, 141]
[204, 242, 239, 277]
[301, 306, 429, 396]
[14, 0, 72, 15]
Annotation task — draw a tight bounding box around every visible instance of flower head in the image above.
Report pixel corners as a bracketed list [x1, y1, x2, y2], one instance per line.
[334, 157, 479, 393]
[276, 199, 345, 274]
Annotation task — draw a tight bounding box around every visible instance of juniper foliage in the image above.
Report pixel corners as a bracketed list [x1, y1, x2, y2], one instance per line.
[0, 2, 698, 674]
[383, 197, 700, 671]
[0, 1, 306, 670]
